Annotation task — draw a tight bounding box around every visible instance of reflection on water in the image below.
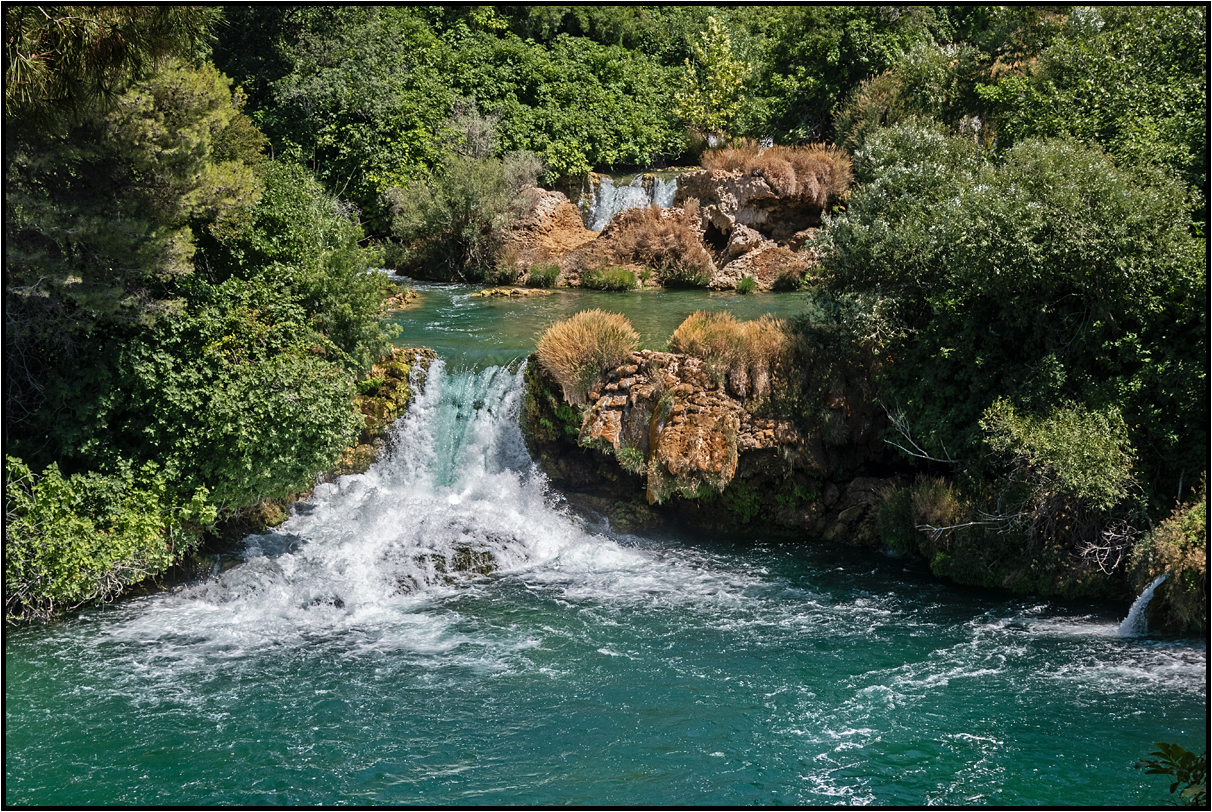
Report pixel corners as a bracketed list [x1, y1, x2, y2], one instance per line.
[386, 279, 821, 369]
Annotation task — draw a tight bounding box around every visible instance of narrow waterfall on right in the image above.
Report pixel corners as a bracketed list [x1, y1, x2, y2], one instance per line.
[1117, 572, 1170, 637]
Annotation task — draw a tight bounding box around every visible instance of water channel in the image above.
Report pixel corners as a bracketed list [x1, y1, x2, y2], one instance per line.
[4, 283, 1205, 806]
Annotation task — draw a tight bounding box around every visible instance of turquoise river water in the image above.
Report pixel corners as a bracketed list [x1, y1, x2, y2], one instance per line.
[4, 283, 1205, 806]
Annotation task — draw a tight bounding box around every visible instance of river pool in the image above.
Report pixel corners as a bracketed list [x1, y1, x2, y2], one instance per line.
[4, 286, 1205, 806]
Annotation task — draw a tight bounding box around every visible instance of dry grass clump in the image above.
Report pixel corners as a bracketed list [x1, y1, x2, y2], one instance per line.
[700, 137, 764, 172]
[535, 309, 639, 405]
[669, 311, 790, 398]
[587, 204, 714, 286]
[701, 141, 853, 206]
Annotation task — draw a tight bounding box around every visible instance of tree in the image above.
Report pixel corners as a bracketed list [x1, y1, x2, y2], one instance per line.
[976, 6, 1207, 204]
[674, 16, 747, 138]
[5, 58, 263, 434]
[388, 150, 543, 281]
[4, 5, 219, 126]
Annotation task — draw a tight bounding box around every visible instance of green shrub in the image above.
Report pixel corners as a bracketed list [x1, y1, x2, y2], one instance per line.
[736, 275, 758, 294]
[5, 456, 216, 624]
[198, 160, 394, 375]
[535, 309, 639, 405]
[874, 485, 918, 553]
[387, 150, 543, 282]
[820, 124, 1206, 504]
[581, 266, 637, 291]
[772, 266, 805, 291]
[526, 262, 560, 288]
[981, 399, 1137, 512]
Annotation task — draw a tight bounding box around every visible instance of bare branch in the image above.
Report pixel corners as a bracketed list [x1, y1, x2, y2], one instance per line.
[882, 402, 957, 464]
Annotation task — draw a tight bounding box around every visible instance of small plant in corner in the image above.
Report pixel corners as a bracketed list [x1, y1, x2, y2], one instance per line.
[1138, 742, 1207, 807]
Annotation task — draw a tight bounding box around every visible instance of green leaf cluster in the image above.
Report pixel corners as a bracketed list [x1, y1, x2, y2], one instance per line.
[1140, 742, 1207, 807]
[980, 399, 1136, 512]
[199, 160, 394, 374]
[5, 455, 216, 623]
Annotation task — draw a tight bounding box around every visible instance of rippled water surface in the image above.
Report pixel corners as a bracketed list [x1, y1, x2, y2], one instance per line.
[5, 346, 1205, 806]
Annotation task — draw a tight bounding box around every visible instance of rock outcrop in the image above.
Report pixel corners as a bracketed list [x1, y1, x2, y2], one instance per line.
[501, 188, 599, 271]
[504, 171, 823, 292]
[523, 348, 893, 544]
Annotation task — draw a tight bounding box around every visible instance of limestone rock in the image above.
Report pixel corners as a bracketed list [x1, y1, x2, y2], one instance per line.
[578, 350, 801, 504]
[501, 188, 599, 274]
[674, 168, 828, 245]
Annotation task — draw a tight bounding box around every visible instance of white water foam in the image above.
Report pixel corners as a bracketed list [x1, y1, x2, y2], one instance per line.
[94, 361, 763, 661]
[1117, 573, 1169, 637]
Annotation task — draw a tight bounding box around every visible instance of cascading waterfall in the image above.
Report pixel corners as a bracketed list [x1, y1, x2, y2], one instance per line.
[175, 361, 635, 632]
[583, 173, 681, 231]
[1117, 573, 1170, 637]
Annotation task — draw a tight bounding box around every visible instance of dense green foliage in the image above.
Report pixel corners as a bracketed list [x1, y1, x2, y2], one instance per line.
[5, 6, 395, 622]
[5, 456, 215, 623]
[820, 123, 1206, 508]
[977, 6, 1207, 205]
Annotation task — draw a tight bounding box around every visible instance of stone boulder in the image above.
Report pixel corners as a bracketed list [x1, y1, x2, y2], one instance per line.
[579, 350, 803, 504]
[501, 188, 599, 271]
[674, 168, 827, 245]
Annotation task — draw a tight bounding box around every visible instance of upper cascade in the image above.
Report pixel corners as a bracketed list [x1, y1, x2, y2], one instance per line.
[581, 172, 682, 231]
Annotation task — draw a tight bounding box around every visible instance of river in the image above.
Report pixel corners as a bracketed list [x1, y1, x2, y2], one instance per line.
[4, 284, 1205, 806]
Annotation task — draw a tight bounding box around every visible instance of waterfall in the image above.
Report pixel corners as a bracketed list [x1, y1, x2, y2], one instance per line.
[176, 361, 626, 630]
[583, 173, 681, 231]
[1117, 573, 1170, 637]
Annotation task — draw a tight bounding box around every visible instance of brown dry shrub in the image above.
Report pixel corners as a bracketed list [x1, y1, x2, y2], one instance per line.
[768, 144, 854, 206]
[700, 137, 764, 172]
[597, 205, 714, 284]
[746, 154, 796, 195]
[535, 309, 639, 405]
[701, 141, 853, 206]
[670, 311, 790, 398]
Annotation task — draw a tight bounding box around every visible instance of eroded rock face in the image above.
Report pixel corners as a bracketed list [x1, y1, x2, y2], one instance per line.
[579, 350, 802, 504]
[501, 188, 599, 271]
[522, 350, 894, 543]
[674, 168, 827, 245]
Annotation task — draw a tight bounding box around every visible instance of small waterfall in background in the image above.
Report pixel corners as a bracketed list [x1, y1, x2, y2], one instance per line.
[1117, 573, 1170, 637]
[583, 173, 682, 231]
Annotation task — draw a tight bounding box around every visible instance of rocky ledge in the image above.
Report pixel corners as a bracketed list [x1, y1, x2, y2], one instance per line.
[523, 351, 895, 541]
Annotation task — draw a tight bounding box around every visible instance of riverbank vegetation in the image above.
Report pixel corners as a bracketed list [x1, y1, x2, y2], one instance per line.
[5, 5, 1207, 633]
